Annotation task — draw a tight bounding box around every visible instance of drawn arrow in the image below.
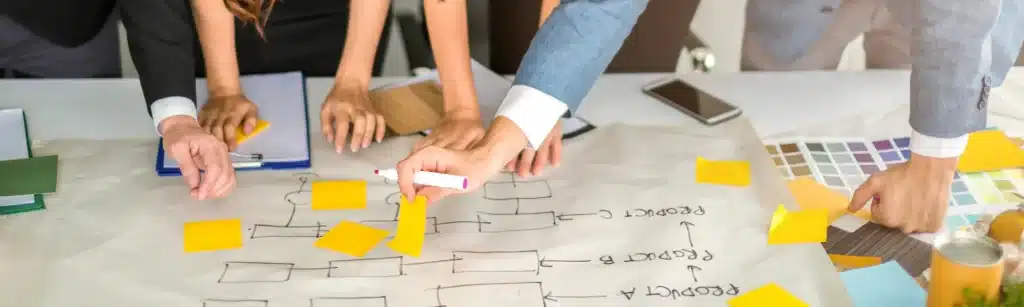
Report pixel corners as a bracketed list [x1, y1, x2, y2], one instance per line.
[680, 221, 695, 248]
[686, 265, 702, 283]
[543, 291, 607, 302]
[539, 257, 592, 268]
[556, 210, 613, 221]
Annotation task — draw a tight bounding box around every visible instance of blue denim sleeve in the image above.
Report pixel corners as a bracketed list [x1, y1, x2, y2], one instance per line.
[511, 0, 649, 115]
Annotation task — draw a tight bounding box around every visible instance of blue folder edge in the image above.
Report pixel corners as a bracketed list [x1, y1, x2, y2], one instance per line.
[154, 74, 313, 177]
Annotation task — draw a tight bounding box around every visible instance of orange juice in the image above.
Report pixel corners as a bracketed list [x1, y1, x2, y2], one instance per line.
[927, 230, 1004, 307]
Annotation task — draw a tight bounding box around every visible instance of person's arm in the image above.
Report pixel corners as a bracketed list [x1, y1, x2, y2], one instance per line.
[423, 0, 479, 115]
[904, 0, 1002, 158]
[116, 0, 200, 134]
[191, 0, 242, 96]
[538, 0, 559, 27]
[491, 0, 648, 150]
[334, 0, 391, 89]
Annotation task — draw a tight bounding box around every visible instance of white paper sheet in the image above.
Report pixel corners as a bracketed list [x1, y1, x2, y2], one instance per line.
[0, 108, 35, 207]
[164, 72, 310, 168]
[0, 120, 849, 307]
[374, 60, 595, 137]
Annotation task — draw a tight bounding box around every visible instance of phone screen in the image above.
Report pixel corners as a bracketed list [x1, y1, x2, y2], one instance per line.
[649, 80, 736, 119]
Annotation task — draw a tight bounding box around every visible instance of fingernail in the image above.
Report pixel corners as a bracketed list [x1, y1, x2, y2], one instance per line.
[363, 142, 369, 149]
[335, 146, 341, 154]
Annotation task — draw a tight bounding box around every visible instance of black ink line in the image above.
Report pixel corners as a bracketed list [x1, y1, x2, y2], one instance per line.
[436, 220, 490, 225]
[404, 257, 463, 266]
[687, 265, 702, 283]
[202, 298, 269, 307]
[681, 221, 696, 248]
[544, 292, 607, 302]
[539, 258, 591, 268]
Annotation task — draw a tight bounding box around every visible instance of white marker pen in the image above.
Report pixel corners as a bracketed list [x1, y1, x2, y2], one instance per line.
[374, 169, 468, 190]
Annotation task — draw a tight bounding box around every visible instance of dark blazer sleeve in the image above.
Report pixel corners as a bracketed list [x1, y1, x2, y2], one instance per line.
[116, 0, 198, 115]
[4, 0, 116, 48]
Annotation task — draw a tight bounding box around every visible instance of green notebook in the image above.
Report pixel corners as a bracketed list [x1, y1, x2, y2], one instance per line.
[0, 108, 48, 215]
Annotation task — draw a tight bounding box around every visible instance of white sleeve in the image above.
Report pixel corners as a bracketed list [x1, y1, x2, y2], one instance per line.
[495, 85, 569, 149]
[151, 96, 198, 136]
[909, 129, 970, 158]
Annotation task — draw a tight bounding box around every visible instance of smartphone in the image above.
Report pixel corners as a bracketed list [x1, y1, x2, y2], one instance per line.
[643, 78, 742, 125]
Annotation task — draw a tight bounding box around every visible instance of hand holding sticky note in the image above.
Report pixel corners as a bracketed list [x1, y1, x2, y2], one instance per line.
[234, 119, 270, 145]
[695, 156, 750, 186]
[183, 219, 243, 253]
[768, 204, 828, 244]
[788, 178, 871, 223]
[958, 130, 1024, 172]
[387, 195, 428, 257]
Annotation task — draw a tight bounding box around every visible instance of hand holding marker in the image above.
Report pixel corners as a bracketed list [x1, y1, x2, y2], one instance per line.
[374, 169, 468, 191]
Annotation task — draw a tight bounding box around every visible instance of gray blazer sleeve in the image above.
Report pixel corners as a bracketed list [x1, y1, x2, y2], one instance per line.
[895, 0, 1005, 138]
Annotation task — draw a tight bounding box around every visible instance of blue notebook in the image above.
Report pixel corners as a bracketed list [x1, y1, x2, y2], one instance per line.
[156, 72, 312, 176]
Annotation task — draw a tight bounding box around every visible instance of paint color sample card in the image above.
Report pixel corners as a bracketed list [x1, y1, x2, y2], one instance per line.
[839, 261, 926, 307]
[765, 140, 813, 180]
[183, 219, 243, 253]
[311, 181, 367, 210]
[728, 283, 808, 307]
[695, 156, 751, 186]
[315, 221, 390, 257]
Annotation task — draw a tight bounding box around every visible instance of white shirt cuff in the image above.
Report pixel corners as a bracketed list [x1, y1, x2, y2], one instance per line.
[151, 96, 198, 136]
[495, 85, 569, 149]
[910, 129, 969, 158]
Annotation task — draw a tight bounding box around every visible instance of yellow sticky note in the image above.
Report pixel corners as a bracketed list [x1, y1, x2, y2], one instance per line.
[311, 181, 367, 210]
[788, 178, 870, 223]
[183, 219, 243, 253]
[958, 130, 1024, 172]
[695, 156, 751, 186]
[768, 204, 828, 245]
[728, 283, 808, 307]
[315, 221, 390, 257]
[828, 254, 882, 269]
[234, 119, 270, 144]
[387, 195, 428, 257]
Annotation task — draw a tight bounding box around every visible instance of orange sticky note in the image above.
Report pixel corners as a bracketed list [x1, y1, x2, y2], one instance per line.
[768, 204, 828, 244]
[728, 283, 808, 307]
[387, 195, 428, 257]
[311, 181, 367, 210]
[958, 130, 1024, 172]
[234, 119, 270, 144]
[695, 156, 751, 186]
[315, 221, 389, 257]
[828, 254, 882, 269]
[788, 178, 871, 223]
[183, 219, 243, 253]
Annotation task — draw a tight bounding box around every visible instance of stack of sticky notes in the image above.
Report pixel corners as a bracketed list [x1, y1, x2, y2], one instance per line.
[787, 177, 871, 223]
[958, 130, 1024, 173]
[767, 204, 828, 244]
[839, 261, 925, 307]
[696, 156, 751, 186]
[729, 283, 807, 307]
[0, 108, 58, 215]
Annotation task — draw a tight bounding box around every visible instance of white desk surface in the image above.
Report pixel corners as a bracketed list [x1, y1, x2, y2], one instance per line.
[8, 69, 1024, 141]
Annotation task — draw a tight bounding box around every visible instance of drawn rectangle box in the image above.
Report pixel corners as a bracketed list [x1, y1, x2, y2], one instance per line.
[202, 299, 268, 307]
[477, 212, 557, 233]
[218, 262, 294, 283]
[452, 251, 539, 273]
[328, 256, 403, 278]
[436, 282, 546, 307]
[483, 181, 552, 200]
[360, 217, 438, 236]
[310, 297, 387, 307]
[250, 224, 321, 238]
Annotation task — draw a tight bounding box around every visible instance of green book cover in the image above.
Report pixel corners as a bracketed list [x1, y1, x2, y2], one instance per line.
[0, 109, 46, 215]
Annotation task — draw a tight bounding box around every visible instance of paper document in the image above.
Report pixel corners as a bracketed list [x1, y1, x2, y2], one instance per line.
[376, 60, 595, 138]
[163, 72, 310, 169]
[0, 108, 39, 209]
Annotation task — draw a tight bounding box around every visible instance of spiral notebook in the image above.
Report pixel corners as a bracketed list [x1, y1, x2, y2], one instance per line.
[155, 72, 312, 176]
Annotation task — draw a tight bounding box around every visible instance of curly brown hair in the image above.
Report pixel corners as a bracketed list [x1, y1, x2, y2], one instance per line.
[222, 0, 277, 37]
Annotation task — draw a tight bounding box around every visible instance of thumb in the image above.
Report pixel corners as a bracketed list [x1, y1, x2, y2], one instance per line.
[849, 176, 881, 212]
[243, 112, 258, 135]
[416, 186, 451, 205]
[168, 143, 201, 189]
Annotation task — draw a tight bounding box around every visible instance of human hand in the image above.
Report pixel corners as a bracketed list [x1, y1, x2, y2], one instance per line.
[849, 154, 957, 233]
[197, 93, 259, 152]
[504, 121, 563, 177]
[414, 110, 485, 151]
[396, 145, 506, 204]
[320, 84, 385, 153]
[160, 115, 237, 200]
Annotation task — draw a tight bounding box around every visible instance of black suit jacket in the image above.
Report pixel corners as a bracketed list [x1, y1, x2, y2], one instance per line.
[117, 0, 199, 112]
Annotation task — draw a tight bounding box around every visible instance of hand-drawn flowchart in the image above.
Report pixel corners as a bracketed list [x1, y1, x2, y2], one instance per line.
[202, 172, 735, 307]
